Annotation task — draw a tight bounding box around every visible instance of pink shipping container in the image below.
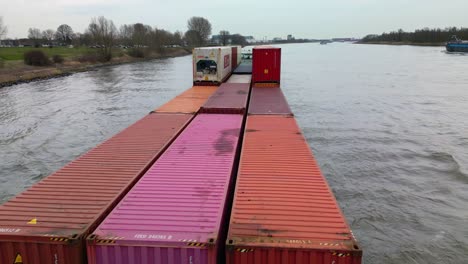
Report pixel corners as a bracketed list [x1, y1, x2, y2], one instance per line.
[87, 114, 244, 264]
[200, 83, 250, 114]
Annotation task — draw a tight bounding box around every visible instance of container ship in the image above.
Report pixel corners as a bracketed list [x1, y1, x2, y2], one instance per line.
[0, 45, 362, 264]
[446, 35, 468, 52]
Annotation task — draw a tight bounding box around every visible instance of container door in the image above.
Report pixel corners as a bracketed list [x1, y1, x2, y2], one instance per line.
[231, 47, 238, 70]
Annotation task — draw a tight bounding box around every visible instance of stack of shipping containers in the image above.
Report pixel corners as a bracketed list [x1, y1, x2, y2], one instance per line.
[86, 53, 251, 263]
[0, 113, 193, 264]
[0, 44, 363, 263]
[226, 46, 363, 263]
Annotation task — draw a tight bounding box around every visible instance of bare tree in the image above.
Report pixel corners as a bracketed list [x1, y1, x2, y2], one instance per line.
[28, 28, 42, 39]
[187, 17, 212, 46]
[87, 16, 117, 61]
[0, 17, 7, 40]
[119, 24, 134, 46]
[219, 30, 230, 46]
[173, 31, 183, 46]
[55, 24, 74, 45]
[28, 28, 42, 46]
[184, 30, 202, 47]
[132, 23, 150, 47]
[42, 29, 55, 45]
[230, 34, 247, 46]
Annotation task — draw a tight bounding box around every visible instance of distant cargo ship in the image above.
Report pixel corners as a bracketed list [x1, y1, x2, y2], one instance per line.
[446, 35, 468, 52]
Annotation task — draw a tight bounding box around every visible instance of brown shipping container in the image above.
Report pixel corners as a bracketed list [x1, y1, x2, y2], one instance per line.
[226, 116, 362, 264]
[0, 113, 193, 264]
[248, 87, 292, 115]
[200, 83, 250, 114]
[155, 86, 217, 113]
[232, 46, 238, 70]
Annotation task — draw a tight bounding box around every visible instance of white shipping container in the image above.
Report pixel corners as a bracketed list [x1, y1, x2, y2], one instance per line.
[193, 47, 232, 84]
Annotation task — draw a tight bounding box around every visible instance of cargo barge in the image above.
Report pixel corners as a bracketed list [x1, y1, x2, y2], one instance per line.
[446, 35, 468, 52]
[0, 45, 362, 264]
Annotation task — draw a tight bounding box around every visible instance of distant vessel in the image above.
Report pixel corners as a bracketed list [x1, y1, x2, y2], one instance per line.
[320, 40, 332, 45]
[446, 35, 468, 52]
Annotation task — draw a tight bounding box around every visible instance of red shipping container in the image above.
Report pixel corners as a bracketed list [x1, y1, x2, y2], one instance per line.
[231, 46, 238, 70]
[0, 113, 193, 264]
[226, 116, 362, 264]
[87, 114, 243, 264]
[252, 46, 281, 84]
[200, 83, 250, 114]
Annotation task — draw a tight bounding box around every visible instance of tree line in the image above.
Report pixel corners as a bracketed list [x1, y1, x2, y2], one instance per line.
[361, 27, 468, 44]
[1, 16, 247, 62]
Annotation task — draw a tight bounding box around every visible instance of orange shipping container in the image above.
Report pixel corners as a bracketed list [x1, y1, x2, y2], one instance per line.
[226, 115, 362, 264]
[154, 86, 217, 113]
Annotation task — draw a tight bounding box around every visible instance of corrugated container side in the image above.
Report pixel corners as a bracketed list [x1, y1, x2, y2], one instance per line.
[226, 115, 362, 264]
[154, 86, 217, 113]
[193, 47, 232, 84]
[88, 114, 244, 264]
[0, 114, 193, 264]
[227, 74, 251, 84]
[248, 87, 292, 115]
[226, 248, 362, 264]
[252, 46, 281, 84]
[200, 83, 250, 114]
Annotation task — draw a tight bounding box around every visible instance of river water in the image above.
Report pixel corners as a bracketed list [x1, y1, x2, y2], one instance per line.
[1, 43, 468, 263]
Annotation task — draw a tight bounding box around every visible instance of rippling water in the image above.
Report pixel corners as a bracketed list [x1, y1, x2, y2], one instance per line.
[1, 44, 468, 263]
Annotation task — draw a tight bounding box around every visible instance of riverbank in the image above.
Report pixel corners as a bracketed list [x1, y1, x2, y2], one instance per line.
[0, 48, 190, 88]
[356, 41, 445, 47]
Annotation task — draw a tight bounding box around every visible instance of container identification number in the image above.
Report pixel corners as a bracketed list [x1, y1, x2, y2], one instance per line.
[134, 234, 173, 240]
[0, 228, 21, 233]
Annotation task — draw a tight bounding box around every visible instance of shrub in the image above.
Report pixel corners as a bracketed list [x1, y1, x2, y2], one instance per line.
[77, 53, 99, 63]
[52, 55, 64, 64]
[24, 50, 51, 66]
[127, 48, 145, 58]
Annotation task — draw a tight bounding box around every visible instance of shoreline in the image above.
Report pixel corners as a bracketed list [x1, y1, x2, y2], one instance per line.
[356, 41, 446, 47]
[0, 48, 190, 88]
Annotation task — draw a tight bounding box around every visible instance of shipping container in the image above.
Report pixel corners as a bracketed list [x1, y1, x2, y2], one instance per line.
[248, 87, 292, 115]
[200, 83, 250, 114]
[226, 116, 362, 264]
[193, 47, 232, 85]
[154, 86, 217, 113]
[87, 114, 244, 264]
[252, 46, 281, 84]
[233, 62, 252, 74]
[0, 113, 193, 264]
[227, 74, 251, 84]
[237, 46, 242, 66]
[231, 46, 239, 70]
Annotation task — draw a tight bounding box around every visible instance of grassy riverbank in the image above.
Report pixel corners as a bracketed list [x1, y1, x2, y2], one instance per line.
[0, 47, 190, 88]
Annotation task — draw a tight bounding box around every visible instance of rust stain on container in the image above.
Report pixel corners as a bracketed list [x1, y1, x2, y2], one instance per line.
[200, 83, 250, 114]
[0, 113, 193, 264]
[226, 115, 362, 264]
[155, 86, 218, 113]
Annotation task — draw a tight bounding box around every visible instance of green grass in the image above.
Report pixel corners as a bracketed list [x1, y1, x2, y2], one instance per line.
[0, 47, 96, 61]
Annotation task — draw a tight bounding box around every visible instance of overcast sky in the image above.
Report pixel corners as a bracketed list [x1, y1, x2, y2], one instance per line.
[2, 0, 468, 39]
